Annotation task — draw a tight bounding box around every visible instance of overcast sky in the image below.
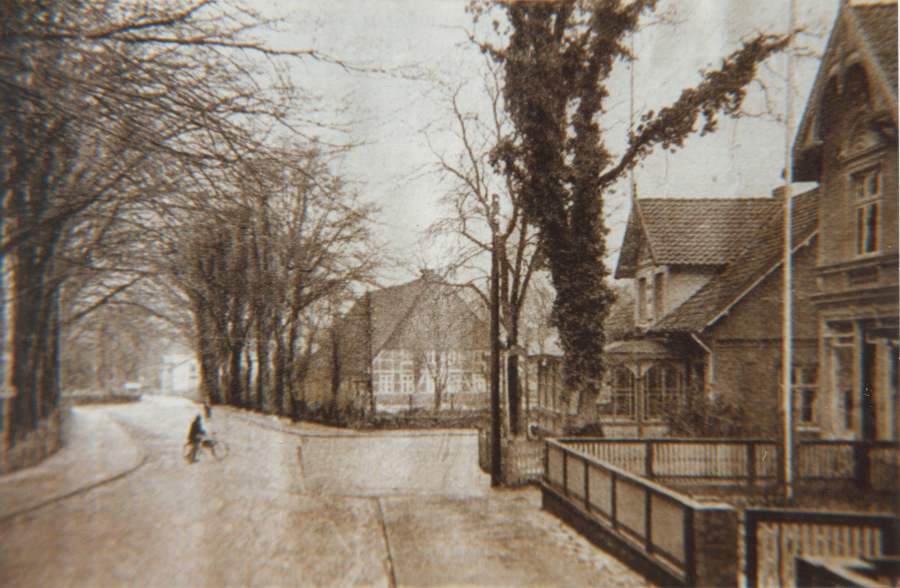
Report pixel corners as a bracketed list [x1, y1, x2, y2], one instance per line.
[248, 0, 848, 283]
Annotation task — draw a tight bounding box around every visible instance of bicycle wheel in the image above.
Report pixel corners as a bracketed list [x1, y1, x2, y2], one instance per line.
[211, 440, 229, 460]
[182, 442, 193, 458]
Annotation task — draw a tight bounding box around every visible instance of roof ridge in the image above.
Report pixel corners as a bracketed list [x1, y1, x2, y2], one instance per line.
[636, 197, 777, 202]
[650, 189, 820, 334]
[850, 2, 898, 8]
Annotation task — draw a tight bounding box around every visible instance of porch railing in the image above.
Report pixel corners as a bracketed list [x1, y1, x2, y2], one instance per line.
[544, 439, 739, 587]
[745, 508, 900, 587]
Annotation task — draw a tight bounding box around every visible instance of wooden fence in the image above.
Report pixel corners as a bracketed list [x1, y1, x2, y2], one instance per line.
[797, 441, 899, 491]
[745, 508, 900, 587]
[477, 429, 544, 486]
[544, 439, 739, 587]
[559, 438, 779, 485]
[559, 438, 898, 490]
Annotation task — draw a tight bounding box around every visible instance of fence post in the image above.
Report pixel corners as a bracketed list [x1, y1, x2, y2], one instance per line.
[745, 511, 759, 588]
[543, 441, 548, 483]
[610, 470, 618, 530]
[684, 507, 696, 587]
[645, 441, 654, 480]
[583, 457, 590, 512]
[747, 442, 756, 487]
[776, 442, 785, 487]
[854, 442, 871, 491]
[688, 504, 739, 587]
[644, 489, 653, 554]
[883, 515, 900, 556]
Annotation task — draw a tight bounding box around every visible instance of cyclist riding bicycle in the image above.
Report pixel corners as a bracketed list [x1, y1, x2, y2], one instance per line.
[186, 414, 206, 463]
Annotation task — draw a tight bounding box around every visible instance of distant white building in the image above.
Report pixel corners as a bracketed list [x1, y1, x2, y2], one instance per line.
[160, 354, 199, 397]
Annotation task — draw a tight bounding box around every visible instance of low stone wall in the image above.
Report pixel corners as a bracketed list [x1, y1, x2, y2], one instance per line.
[1, 407, 65, 474]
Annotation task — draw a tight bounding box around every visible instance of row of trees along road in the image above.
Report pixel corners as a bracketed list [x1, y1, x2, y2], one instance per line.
[1, 0, 378, 444]
[430, 0, 790, 427]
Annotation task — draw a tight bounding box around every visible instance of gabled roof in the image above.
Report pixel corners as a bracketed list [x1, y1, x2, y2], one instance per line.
[615, 198, 781, 278]
[343, 271, 486, 356]
[793, 1, 898, 180]
[605, 288, 635, 340]
[852, 3, 898, 95]
[650, 188, 820, 334]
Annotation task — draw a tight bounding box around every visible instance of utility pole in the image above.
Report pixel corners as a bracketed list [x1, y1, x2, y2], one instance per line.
[781, 0, 797, 501]
[490, 194, 502, 487]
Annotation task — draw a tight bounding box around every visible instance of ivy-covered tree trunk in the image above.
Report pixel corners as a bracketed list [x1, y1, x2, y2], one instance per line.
[482, 0, 787, 394]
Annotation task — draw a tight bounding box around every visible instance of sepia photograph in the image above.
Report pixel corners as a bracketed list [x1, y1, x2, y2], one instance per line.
[0, 0, 897, 586]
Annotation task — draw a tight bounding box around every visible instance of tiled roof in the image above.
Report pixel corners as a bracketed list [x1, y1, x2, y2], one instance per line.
[367, 280, 429, 353]
[604, 287, 635, 340]
[639, 198, 781, 265]
[651, 188, 819, 334]
[616, 198, 781, 278]
[344, 272, 486, 355]
[852, 3, 898, 94]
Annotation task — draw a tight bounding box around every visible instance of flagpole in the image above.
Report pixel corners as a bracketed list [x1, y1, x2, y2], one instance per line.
[781, 0, 797, 501]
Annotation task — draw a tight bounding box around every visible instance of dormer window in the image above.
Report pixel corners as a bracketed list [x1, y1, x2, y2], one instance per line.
[852, 165, 881, 255]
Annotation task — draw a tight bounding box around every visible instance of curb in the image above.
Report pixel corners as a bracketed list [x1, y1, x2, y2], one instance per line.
[0, 411, 147, 523]
[0, 454, 148, 523]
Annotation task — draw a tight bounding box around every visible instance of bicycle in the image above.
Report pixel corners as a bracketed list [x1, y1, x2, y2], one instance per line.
[183, 436, 229, 461]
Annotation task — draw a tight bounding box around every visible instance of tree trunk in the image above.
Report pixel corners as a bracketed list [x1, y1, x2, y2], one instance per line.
[272, 324, 286, 415]
[507, 353, 521, 436]
[8, 234, 59, 443]
[227, 346, 242, 407]
[255, 315, 270, 413]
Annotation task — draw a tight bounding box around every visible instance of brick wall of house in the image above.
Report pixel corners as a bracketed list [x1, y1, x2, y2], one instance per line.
[703, 239, 820, 437]
[817, 63, 899, 269]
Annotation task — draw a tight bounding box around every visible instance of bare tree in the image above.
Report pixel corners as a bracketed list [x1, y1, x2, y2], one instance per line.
[166, 143, 379, 417]
[427, 59, 543, 433]
[0, 0, 363, 443]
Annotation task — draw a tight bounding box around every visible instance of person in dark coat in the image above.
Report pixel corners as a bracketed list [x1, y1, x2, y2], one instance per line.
[186, 415, 206, 462]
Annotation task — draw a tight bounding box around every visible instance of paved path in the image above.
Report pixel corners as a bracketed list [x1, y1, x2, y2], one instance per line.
[0, 396, 653, 587]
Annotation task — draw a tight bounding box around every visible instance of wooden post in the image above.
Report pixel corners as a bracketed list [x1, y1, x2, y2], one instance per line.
[744, 511, 759, 588]
[854, 442, 870, 491]
[645, 441, 655, 480]
[684, 507, 697, 587]
[644, 489, 653, 554]
[584, 457, 590, 511]
[747, 442, 757, 487]
[490, 196, 502, 487]
[610, 470, 618, 530]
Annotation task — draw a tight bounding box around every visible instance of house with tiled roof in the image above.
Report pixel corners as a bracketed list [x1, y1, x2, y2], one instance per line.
[302, 270, 489, 418]
[791, 0, 898, 443]
[591, 191, 821, 439]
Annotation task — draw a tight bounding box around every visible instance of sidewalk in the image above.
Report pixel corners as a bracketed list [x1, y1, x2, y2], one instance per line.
[0, 407, 144, 521]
